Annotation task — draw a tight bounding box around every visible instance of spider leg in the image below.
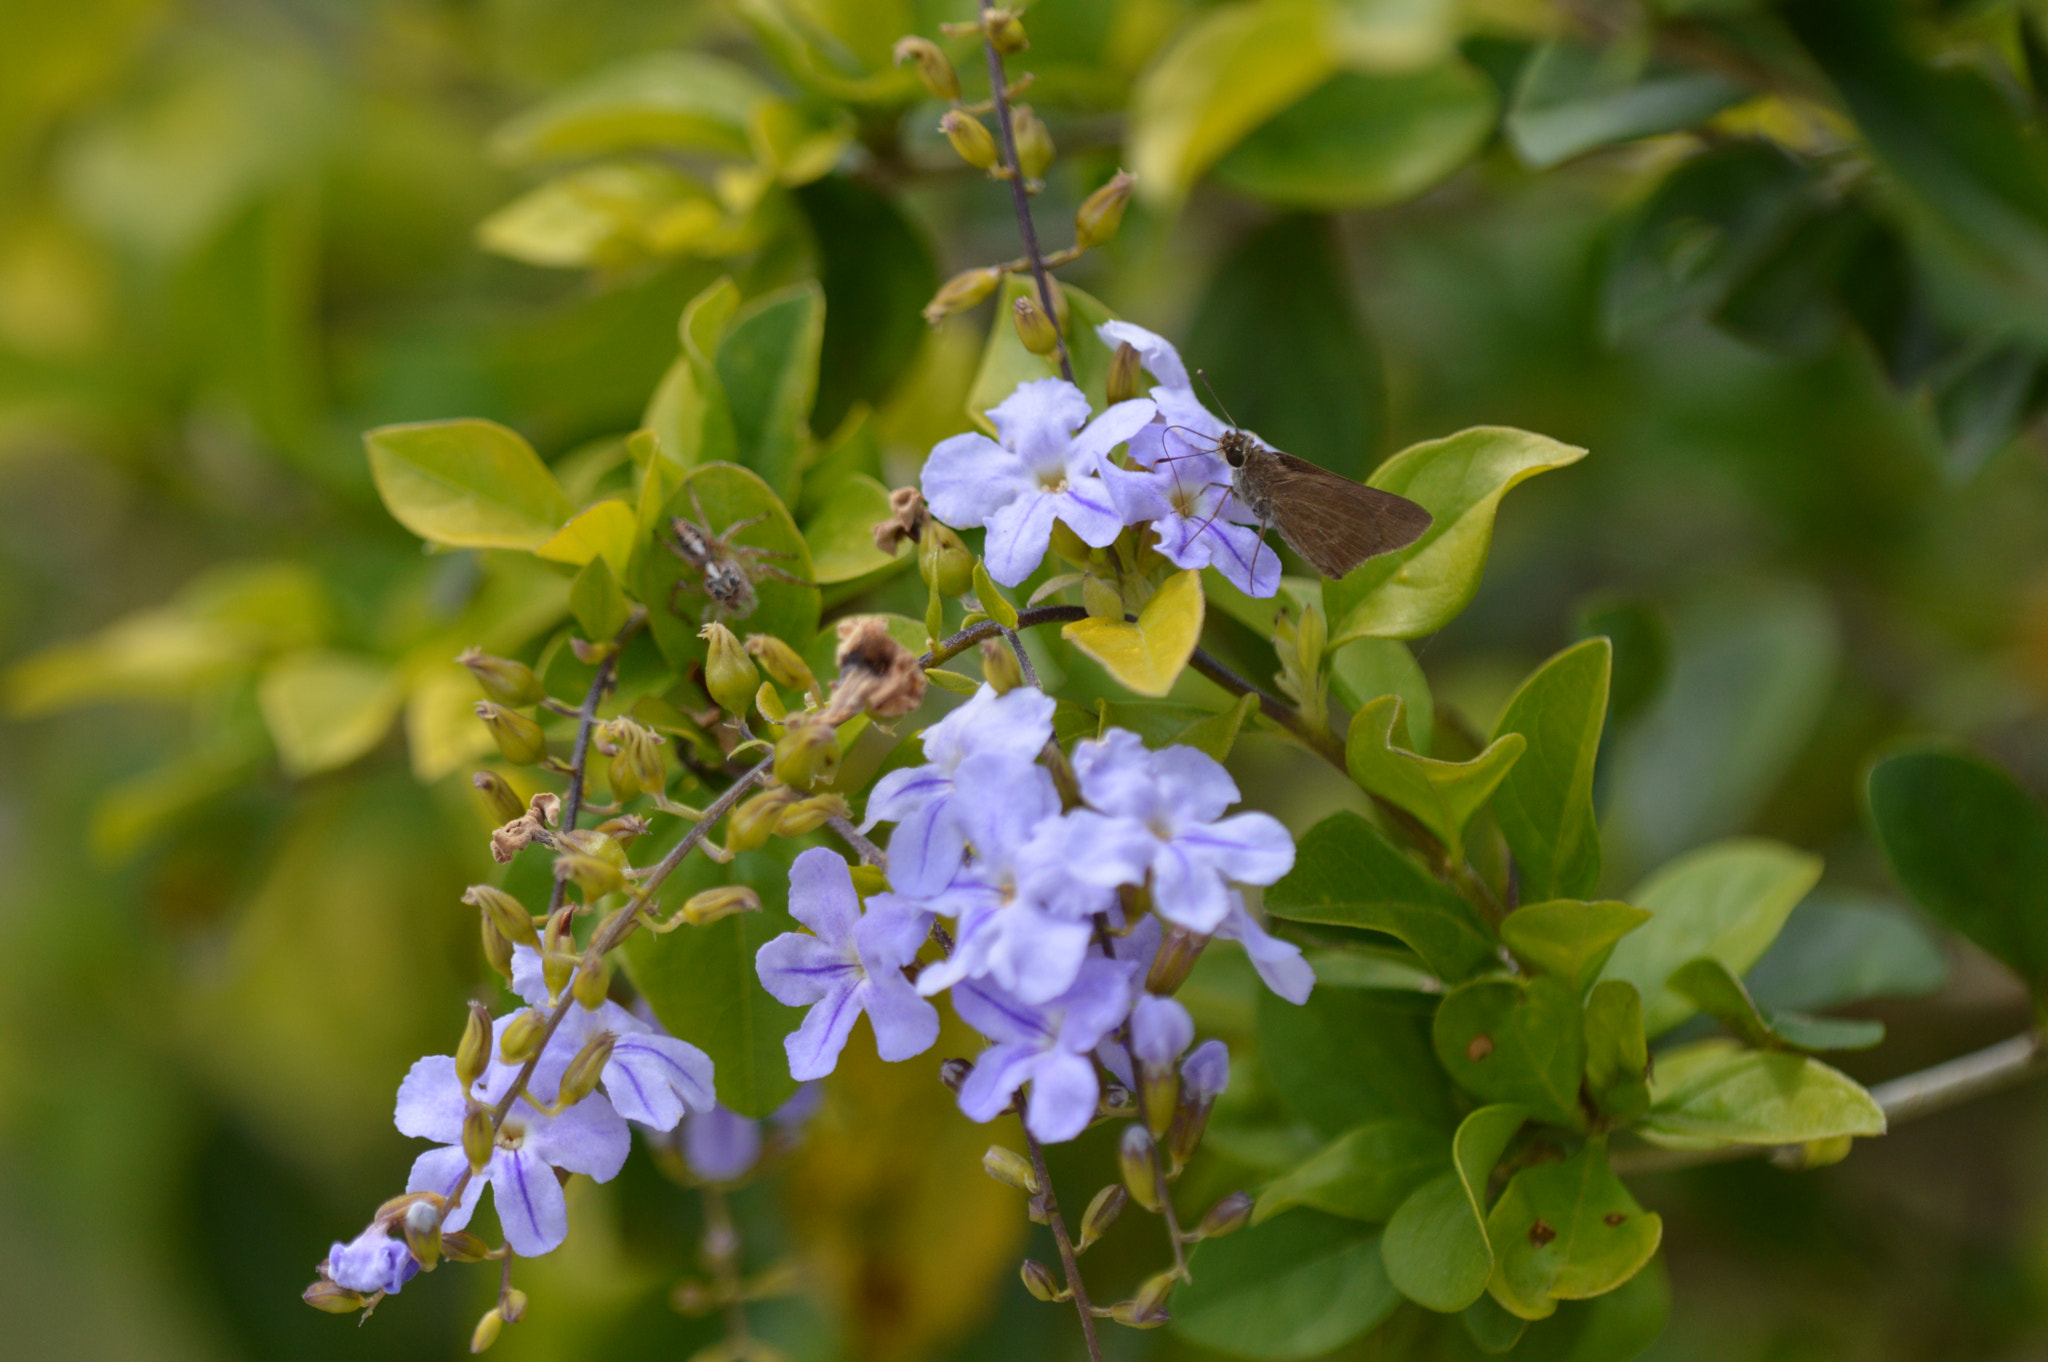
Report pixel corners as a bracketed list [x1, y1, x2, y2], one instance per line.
[687, 483, 712, 532]
[668, 578, 708, 614]
[735, 544, 798, 563]
[754, 564, 811, 586]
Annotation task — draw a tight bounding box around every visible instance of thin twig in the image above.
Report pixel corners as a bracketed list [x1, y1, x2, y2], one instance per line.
[826, 815, 887, 868]
[1001, 625, 1042, 690]
[978, 0, 1073, 384]
[1025, 1128, 1105, 1362]
[1184, 646, 1344, 767]
[1151, 1141, 1190, 1281]
[919, 605, 1085, 668]
[546, 615, 643, 914]
[701, 1185, 752, 1352]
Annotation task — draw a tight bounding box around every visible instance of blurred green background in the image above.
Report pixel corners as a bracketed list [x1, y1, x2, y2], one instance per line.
[6, 1, 2048, 1359]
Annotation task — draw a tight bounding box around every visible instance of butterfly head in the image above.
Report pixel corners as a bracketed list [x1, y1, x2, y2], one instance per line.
[1217, 430, 1256, 469]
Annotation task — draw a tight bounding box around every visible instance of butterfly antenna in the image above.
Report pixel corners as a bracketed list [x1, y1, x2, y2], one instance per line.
[1195, 369, 1240, 430]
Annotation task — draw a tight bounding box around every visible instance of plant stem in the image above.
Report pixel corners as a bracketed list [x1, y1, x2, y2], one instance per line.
[826, 814, 887, 867]
[546, 615, 643, 914]
[1024, 1128, 1104, 1362]
[1001, 624, 1042, 689]
[1611, 1029, 2048, 1176]
[701, 1185, 752, 1352]
[920, 605, 1086, 668]
[1152, 1141, 1190, 1281]
[978, 0, 1073, 384]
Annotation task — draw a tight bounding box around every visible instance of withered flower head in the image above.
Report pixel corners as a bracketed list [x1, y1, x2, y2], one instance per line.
[824, 616, 927, 722]
[872, 486, 930, 555]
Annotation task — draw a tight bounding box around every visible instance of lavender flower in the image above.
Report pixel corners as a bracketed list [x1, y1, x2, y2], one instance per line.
[510, 946, 716, 1131]
[921, 377, 1156, 586]
[394, 1017, 630, 1257]
[323, 1224, 418, 1297]
[863, 683, 1055, 897]
[954, 958, 1135, 1143]
[681, 1085, 821, 1183]
[1215, 892, 1315, 1005]
[1129, 994, 1195, 1070]
[1182, 1039, 1230, 1101]
[756, 847, 940, 1080]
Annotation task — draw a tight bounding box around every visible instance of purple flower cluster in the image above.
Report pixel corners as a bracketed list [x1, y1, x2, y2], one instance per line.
[756, 683, 1312, 1144]
[919, 324, 1285, 597]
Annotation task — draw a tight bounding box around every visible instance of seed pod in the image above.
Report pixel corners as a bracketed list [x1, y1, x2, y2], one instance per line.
[919, 522, 976, 597]
[892, 34, 960, 100]
[985, 7, 1028, 52]
[982, 1144, 1041, 1193]
[480, 913, 516, 980]
[940, 109, 1001, 173]
[456, 1001, 493, 1091]
[499, 1007, 549, 1064]
[681, 885, 762, 927]
[699, 623, 760, 717]
[1197, 1191, 1254, 1240]
[462, 1106, 494, 1173]
[1110, 1270, 1175, 1328]
[1118, 1124, 1162, 1211]
[458, 648, 543, 706]
[501, 1288, 529, 1324]
[979, 636, 1023, 694]
[402, 1197, 443, 1270]
[602, 719, 667, 802]
[473, 770, 527, 823]
[464, 884, 540, 947]
[571, 950, 613, 1009]
[724, 789, 788, 855]
[1075, 170, 1135, 249]
[1012, 105, 1054, 183]
[475, 702, 547, 766]
[774, 720, 841, 790]
[595, 814, 651, 845]
[557, 1030, 616, 1108]
[554, 851, 626, 900]
[440, 1230, 491, 1262]
[746, 634, 819, 694]
[1077, 1183, 1127, 1251]
[1020, 1259, 1062, 1302]
[1012, 295, 1059, 356]
[303, 1279, 368, 1314]
[470, 1306, 504, 1353]
[1106, 341, 1145, 405]
[774, 793, 848, 836]
[922, 267, 1002, 325]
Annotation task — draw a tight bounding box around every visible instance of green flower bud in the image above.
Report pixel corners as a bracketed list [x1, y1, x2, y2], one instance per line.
[481, 913, 516, 980]
[1166, 1088, 1213, 1169]
[1145, 925, 1206, 996]
[501, 1288, 528, 1324]
[402, 1197, 443, 1271]
[849, 864, 889, 897]
[472, 770, 527, 823]
[440, 1230, 491, 1262]
[1020, 1259, 1062, 1302]
[746, 633, 819, 695]
[774, 720, 841, 790]
[542, 947, 577, 1002]
[681, 885, 762, 927]
[458, 648, 543, 706]
[470, 1307, 504, 1354]
[1197, 1191, 1254, 1240]
[499, 1008, 549, 1065]
[1118, 1123, 1162, 1212]
[1012, 105, 1054, 184]
[1106, 341, 1145, 406]
[700, 623, 760, 717]
[475, 702, 547, 766]
[1110, 1271, 1175, 1329]
[462, 1106, 495, 1173]
[1077, 1183, 1127, 1251]
[922, 267, 1003, 326]
[983, 1144, 1040, 1193]
[464, 884, 540, 947]
[892, 35, 960, 100]
[1012, 295, 1059, 357]
[979, 637, 1023, 694]
[940, 109, 1001, 173]
[773, 792, 849, 837]
[598, 718, 668, 803]
[1140, 1062, 1179, 1139]
[571, 950, 612, 1010]
[1075, 170, 1134, 249]
[456, 1001, 493, 1092]
[725, 789, 788, 855]
[557, 1030, 615, 1108]
[554, 851, 627, 900]
[303, 1280, 368, 1314]
[919, 522, 975, 597]
[985, 7, 1028, 52]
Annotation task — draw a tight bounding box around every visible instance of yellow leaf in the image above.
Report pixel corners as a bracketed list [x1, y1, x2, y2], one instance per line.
[404, 664, 495, 783]
[256, 651, 403, 778]
[1062, 569, 1204, 698]
[534, 498, 637, 574]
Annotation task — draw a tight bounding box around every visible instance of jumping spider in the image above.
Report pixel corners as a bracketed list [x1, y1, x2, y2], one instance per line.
[663, 485, 806, 622]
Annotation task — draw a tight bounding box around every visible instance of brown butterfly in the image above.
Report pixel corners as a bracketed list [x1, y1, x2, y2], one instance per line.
[1190, 373, 1433, 579]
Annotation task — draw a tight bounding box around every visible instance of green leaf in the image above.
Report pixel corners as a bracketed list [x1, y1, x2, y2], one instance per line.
[1259, 985, 1456, 1137]
[1506, 39, 1744, 170]
[1330, 636, 1433, 754]
[1582, 981, 1650, 1123]
[800, 472, 905, 585]
[1599, 838, 1823, 1037]
[1176, 692, 1259, 763]
[730, 0, 918, 105]
[635, 463, 819, 674]
[535, 499, 638, 576]
[716, 281, 824, 505]
[1184, 214, 1382, 479]
[1264, 810, 1497, 983]
[1492, 638, 1611, 902]
[621, 843, 804, 1118]
[487, 52, 770, 164]
[1501, 900, 1650, 993]
[1638, 1039, 1886, 1149]
[1485, 1141, 1662, 1321]
[1383, 1104, 1528, 1312]
[971, 560, 1018, 629]
[1171, 1211, 1398, 1359]
[1743, 892, 1949, 1015]
[1254, 1119, 1448, 1225]
[365, 418, 574, 550]
[475, 163, 744, 271]
[256, 652, 403, 778]
[1506, 1256, 1671, 1362]
[1128, 0, 1339, 207]
[1668, 957, 1884, 1053]
[1345, 694, 1524, 862]
[966, 276, 1120, 422]
[794, 176, 936, 435]
[1211, 62, 1497, 210]
[568, 555, 633, 643]
[1328, 427, 1587, 645]
[1571, 594, 1669, 731]
[1433, 977, 1586, 1128]
[1867, 746, 2048, 993]
[1061, 569, 1204, 698]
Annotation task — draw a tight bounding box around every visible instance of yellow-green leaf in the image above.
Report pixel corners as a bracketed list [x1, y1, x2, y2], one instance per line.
[967, 276, 1122, 424]
[365, 418, 574, 551]
[257, 652, 403, 778]
[404, 664, 495, 784]
[535, 499, 637, 575]
[972, 560, 1019, 629]
[488, 52, 771, 165]
[1345, 694, 1524, 861]
[801, 472, 905, 584]
[1062, 569, 1204, 698]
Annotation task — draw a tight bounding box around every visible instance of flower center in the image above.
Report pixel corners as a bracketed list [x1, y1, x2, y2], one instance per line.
[498, 1120, 527, 1150]
[1037, 467, 1068, 493]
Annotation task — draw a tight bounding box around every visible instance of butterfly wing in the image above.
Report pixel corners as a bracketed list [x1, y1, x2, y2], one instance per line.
[1260, 451, 1433, 579]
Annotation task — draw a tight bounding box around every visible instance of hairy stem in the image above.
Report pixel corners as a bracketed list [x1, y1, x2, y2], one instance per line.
[978, 0, 1073, 384]
[1001, 624, 1043, 690]
[919, 605, 1086, 668]
[1025, 1129, 1104, 1362]
[826, 814, 887, 867]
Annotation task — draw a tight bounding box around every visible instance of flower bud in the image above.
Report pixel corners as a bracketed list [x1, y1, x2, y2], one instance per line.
[747, 634, 819, 695]
[470, 1307, 504, 1353]
[462, 1106, 494, 1174]
[501, 1288, 528, 1324]
[457, 1001, 493, 1092]
[919, 522, 975, 597]
[774, 792, 849, 837]
[978, 637, 1023, 694]
[892, 35, 960, 100]
[985, 7, 1028, 52]
[1012, 295, 1059, 357]
[922, 267, 1002, 326]
[402, 1197, 443, 1270]
[458, 648, 543, 706]
[774, 720, 841, 790]
[1021, 1259, 1062, 1302]
[465, 884, 540, 947]
[572, 950, 613, 1009]
[557, 1030, 616, 1109]
[940, 110, 1001, 173]
[1197, 1191, 1254, 1240]
[440, 1230, 491, 1262]
[939, 1057, 972, 1092]
[1077, 1183, 1127, 1251]
[481, 914, 516, 979]
[1012, 105, 1054, 184]
[476, 702, 547, 766]
[600, 719, 667, 802]
[725, 789, 788, 855]
[699, 623, 761, 717]
[542, 946, 576, 1002]
[1075, 170, 1134, 249]
[473, 770, 527, 823]
[303, 1279, 368, 1314]
[554, 851, 627, 900]
[983, 1144, 1040, 1194]
[1106, 341, 1145, 405]
[1118, 1124, 1162, 1211]
[849, 864, 888, 897]
[1146, 925, 1207, 996]
[1110, 1271, 1175, 1329]
[682, 885, 762, 927]
[596, 814, 651, 844]
[499, 1007, 549, 1065]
